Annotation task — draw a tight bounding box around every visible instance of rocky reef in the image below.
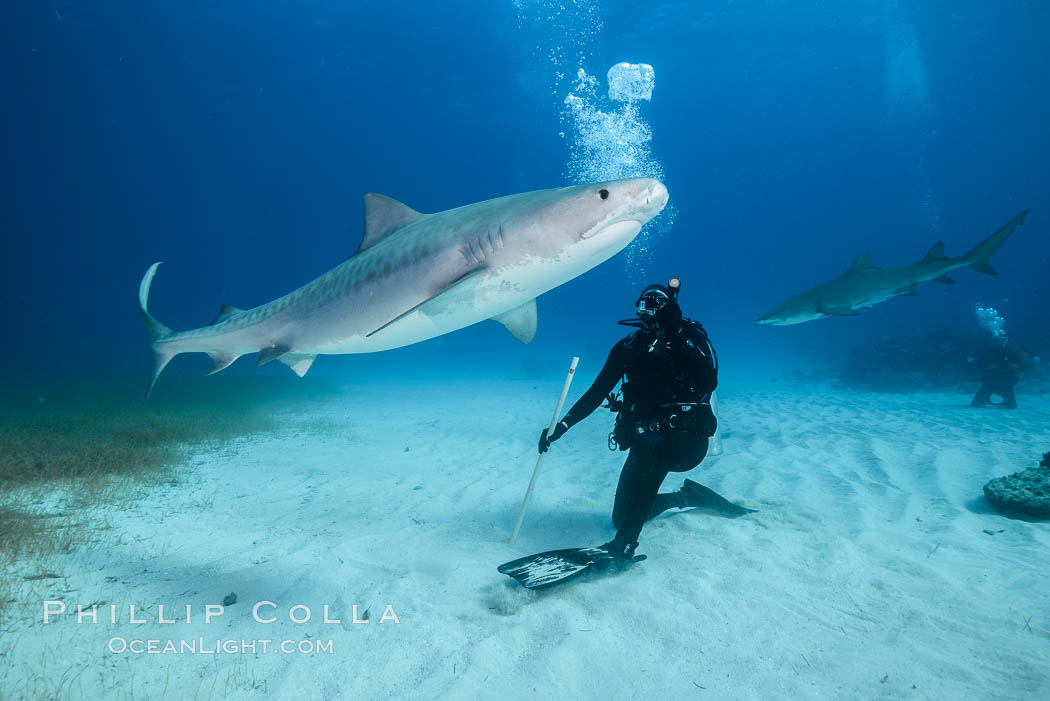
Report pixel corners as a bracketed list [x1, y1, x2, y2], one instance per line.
[983, 452, 1050, 519]
[837, 327, 1046, 393]
[837, 327, 982, 392]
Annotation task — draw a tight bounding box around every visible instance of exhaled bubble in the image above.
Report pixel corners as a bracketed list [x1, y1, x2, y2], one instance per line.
[975, 304, 1008, 345]
[607, 62, 655, 102]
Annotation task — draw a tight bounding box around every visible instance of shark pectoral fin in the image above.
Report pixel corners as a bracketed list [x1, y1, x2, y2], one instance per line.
[210, 304, 244, 325]
[818, 302, 860, 317]
[277, 353, 317, 377]
[206, 351, 241, 375]
[492, 299, 538, 344]
[257, 344, 291, 366]
[366, 270, 485, 338]
[355, 194, 426, 254]
[934, 274, 957, 285]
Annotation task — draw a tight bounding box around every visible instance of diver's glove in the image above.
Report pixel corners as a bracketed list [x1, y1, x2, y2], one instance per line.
[538, 421, 569, 454]
[653, 301, 683, 330]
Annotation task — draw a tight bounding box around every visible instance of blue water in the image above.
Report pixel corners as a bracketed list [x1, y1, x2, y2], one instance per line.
[6, 0, 1049, 392]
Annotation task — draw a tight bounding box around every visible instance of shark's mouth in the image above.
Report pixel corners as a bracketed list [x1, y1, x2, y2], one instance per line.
[581, 219, 643, 241]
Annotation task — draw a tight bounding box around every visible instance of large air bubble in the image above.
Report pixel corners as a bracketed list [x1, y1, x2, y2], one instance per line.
[606, 62, 655, 102]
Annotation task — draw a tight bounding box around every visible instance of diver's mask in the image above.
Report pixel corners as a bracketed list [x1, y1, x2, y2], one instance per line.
[635, 277, 681, 331]
[636, 289, 670, 329]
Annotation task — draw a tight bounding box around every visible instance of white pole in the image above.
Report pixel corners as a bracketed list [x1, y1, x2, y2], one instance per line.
[706, 390, 723, 458]
[509, 356, 579, 544]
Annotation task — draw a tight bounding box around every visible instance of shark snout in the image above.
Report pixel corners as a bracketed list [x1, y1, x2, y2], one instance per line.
[621, 179, 668, 223]
[641, 180, 668, 214]
[756, 308, 790, 325]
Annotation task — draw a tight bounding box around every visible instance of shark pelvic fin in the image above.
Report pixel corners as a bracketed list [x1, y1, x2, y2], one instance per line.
[206, 352, 241, 375]
[492, 299, 538, 344]
[899, 284, 919, 296]
[210, 304, 244, 325]
[257, 344, 292, 366]
[366, 269, 485, 338]
[921, 241, 946, 262]
[356, 194, 425, 254]
[277, 353, 316, 377]
[935, 274, 957, 284]
[847, 252, 875, 273]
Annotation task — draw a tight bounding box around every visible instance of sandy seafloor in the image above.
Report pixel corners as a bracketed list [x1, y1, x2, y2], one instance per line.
[4, 378, 1050, 700]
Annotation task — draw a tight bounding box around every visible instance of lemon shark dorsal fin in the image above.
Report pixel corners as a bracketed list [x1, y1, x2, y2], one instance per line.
[847, 252, 875, 273]
[921, 241, 945, 262]
[357, 193, 424, 254]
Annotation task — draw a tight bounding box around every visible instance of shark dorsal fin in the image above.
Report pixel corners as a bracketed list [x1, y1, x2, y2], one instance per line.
[210, 304, 243, 325]
[357, 193, 424, 254]
[921, 241, 945, 262]
[848, 252, 875, 273]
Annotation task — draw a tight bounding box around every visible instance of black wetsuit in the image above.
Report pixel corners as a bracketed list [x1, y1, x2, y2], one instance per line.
[971, 346, 1022, 409]
[561, 319, 718, 544]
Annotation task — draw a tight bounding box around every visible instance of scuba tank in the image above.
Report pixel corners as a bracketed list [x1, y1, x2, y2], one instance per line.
[705, 390, 723, 457]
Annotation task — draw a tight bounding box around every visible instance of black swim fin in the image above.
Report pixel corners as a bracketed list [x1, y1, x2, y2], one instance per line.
[498, 546, 645, 590]
[681, 479, 757, 517]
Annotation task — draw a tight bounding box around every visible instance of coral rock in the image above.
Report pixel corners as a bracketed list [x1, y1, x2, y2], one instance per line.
[983, 453, 1050, 519]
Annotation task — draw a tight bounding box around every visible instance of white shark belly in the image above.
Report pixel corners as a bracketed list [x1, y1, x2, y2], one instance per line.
[320, 267, 539, 353]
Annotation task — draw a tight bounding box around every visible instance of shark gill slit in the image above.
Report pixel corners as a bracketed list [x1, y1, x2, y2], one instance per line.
[465, 241, 481, 265]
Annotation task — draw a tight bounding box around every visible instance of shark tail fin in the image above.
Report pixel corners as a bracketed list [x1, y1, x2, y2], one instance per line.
[139, 262, 178, 400]
[961, 209, 1028, 276]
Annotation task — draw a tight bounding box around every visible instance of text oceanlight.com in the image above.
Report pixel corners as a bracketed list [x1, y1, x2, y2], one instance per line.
[107, 637, 334, 655]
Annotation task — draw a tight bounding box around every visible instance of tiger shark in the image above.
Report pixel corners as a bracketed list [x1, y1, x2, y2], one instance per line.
[757, 210, 1028, 326]
[139, 178, 668, 396]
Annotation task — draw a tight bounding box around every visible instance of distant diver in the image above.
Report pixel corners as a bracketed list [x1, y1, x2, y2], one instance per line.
[969, 344, 1040, 409]
[969, 345, 1024, 409]
[537, 278, 754, 561]
[756, 210, 1029, 326]
[137, 179, 668, 398]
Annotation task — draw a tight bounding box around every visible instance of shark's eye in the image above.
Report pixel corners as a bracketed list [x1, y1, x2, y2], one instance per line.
[599, 189, 609, 200]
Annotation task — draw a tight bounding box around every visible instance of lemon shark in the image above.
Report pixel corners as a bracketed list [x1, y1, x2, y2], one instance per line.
[139, 178, 668, 396]
[757, 210, 1029, 326]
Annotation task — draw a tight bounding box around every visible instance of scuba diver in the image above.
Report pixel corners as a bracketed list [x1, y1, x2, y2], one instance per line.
[537, 278, 749, 560]
[969, 344, 1030, 409]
